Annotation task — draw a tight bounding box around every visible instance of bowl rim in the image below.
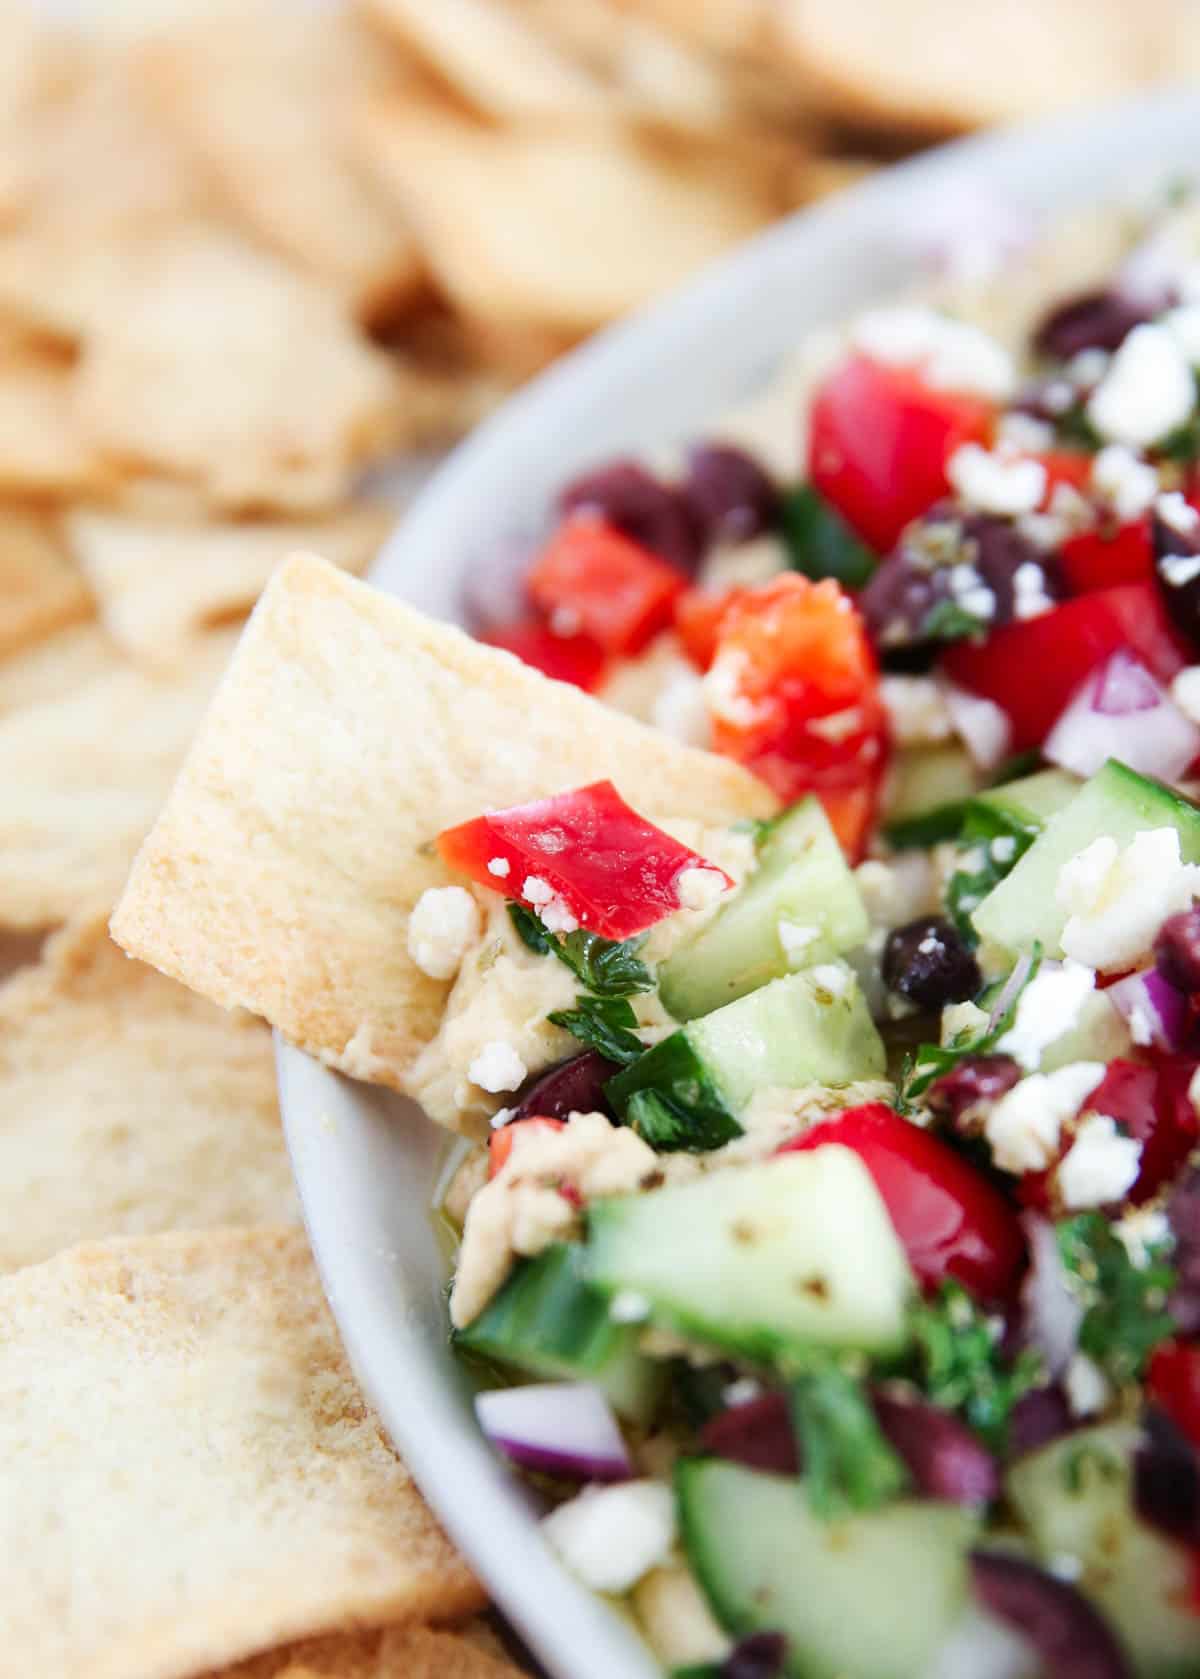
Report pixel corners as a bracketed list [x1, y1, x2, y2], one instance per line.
[280, 87, 1200, 1679]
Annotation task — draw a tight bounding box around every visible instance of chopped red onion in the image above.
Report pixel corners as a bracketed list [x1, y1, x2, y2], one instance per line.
[475, 1382, 631, 1481]
[1107, 967, 1189, 1053]
[1020, 1214, 1084, 1378]
[1044, 651, 1200, 781]
[986, 952, 1037, 1037]
[970, 1552, 1131, 1679]
[943, 681, 1012, 771]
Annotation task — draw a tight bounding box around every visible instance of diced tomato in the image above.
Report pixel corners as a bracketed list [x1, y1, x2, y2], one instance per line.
[941, 582, 1188, 751]
[1060, 522, 1154, 593]
[1085, 1057, 1200, 1204]
[780, 1102, 1025, 1302]
[808, 354, 994, 554]
[1149, 1341, 1200, 1450]
[483, 620, 607, 692]
[526, 520, 685, 658]
[437, 779, 733, 941]
[488, 1117, 565, 1178]
[701, 573, 886, 857]
[1036, 450, 1094, 500]
[675, 585, 740, 672]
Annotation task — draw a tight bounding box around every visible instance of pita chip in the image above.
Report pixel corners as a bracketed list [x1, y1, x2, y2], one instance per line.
[111, 554, 775, 1096]
[0, 916, 298, 1272]
[0, 354, 111, 497]
[66, 505, 392, 662]
[0, 507, 91, 656]
[0, 1227, 482, 1679]
[0, 618, 116, 717]
[203, 1622, 525, 1679]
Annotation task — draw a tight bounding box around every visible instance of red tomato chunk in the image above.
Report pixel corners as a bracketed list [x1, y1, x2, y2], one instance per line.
[1149, 1340, 1200, 1450]
[483, 620, 607, 692]
[526, 520, 685, 658]
[437, 779, 732, 940]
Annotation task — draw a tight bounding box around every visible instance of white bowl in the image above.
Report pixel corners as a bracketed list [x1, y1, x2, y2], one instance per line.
[280, 91, 1200, 1679]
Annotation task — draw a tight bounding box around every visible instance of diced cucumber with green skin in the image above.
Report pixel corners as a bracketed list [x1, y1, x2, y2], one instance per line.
[676, 1459, 979, 1679]
[1006, 1423, 1200, 1679]
[453, 1243, 662, 1423]
[585, 1150, 915, 1360]
[659, 798, 870, 1021]
[608, 964, 885, 1146]
[972, 766, 1080, 833]
[883, 744, 980, 849]
[973, 760, 1200, 957]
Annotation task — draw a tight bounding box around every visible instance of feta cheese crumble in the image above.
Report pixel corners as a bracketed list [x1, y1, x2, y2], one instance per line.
[997, 959, 1096, 1070]
[487, 856, 511, 878]
[1012, 560, 1055, 621]
[1114, 1205, 1171, 1267]
[984, 1062, 1105, 1174]
[851, 305, 1016, 400]
[522, 873, 579, 934]
[676, 865, 729, 911]
[1091, 443, 1159, 522]
[1064, 1352, 1111, 1419]
[810, 962, 850, 996]
[879, 674, 953, 746]
[1057, 1113, 1142, 1209]
[468, 1039, 528, 1094]
[609, 1288, 652, 1323]
[407, 885, 481, 981]
[1171, 665, 1200, 725]
[1055, 828, 1200, 972]
[542, 1480, 676, 1594]
[778, 920, 819, 966]
[1086, 323, 1195, 447]
[1157, 488, 1200, 536]
[947, 443, 1046, 517]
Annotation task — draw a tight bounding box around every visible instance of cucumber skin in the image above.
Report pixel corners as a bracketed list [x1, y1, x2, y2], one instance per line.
[453, 1243, 662, 1423]
[676, 1459, 978, 1679]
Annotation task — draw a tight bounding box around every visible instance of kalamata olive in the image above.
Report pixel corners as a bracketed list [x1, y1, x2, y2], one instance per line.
[1168, 1167, 1200, 1336]
[1152, 501, 1200, 653]
[969, 1552, 1131, 1679]
[558, 459, 700, 572]
[1007, 1384, 1076, 1459]
[872, 1392, 999, 1504]
[682, 443, 779, 546]
[1033, 287, 1160, 362]
[965, 516, 1065, 624]
[927, 1055, 1023, 1126]
[721, 1631, 788, 1679]
[698, 1392, 800, 1477]
[508, 1050, 619, 1123]
[1135, 1406, 1200, 1545]
[883, 916, 982, 1011]
[1155, 907, 1200, 994]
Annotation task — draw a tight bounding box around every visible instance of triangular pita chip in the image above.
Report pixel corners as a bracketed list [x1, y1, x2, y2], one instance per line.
[111, 553, 775, 1094]
[0, 507, 92, 657]
[203, 1622, 525, 1679]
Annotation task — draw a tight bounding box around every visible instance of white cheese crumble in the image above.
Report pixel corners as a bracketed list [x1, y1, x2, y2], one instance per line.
[522, 875, 553, 904]
[1171, 665, 1200, 725]
[468, 1039, 528, 1094]
[1114, 1205, 1171, 1267]
[651, 659, 711, 747]
[1064, 1352, 1111, 1419]
[1012, 560, 1055, 622]
[1162, 553, 1200, 588]
[1086, 323, 1196, 447]
[879, 674, 953, 746]
[487, 856, 511, 878]
[1157, 488, 1200, 536]
[778, 920, 819, 966]
[1057, 1113, 1142, 1209]
[1055, 828, 1200, 972]
[997, 411, 1055, 452]
[984, 1062, 1106, 1174]
[1091, 443, 1159, 522]
[809, 962, 850, 996]
[1165, 301, 1200, 364]
[997, 959, 1096, 1070]
[522, 873, 579, 934]
[406, 886, 481, 982]
[947, 563, 995, 622]
[947, 443, 1046, 517]
[676, 865, 729, 911]
[609, 1289, 652, 1323]
[542, 1480, 676, 1594]
[722, 1377, 764, 1407]
[851, 305, 1016, 400]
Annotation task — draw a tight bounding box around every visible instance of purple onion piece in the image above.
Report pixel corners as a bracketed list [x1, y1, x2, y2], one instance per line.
[1156, 907, 1200, 994]
[969, 1552, 1132, 1679]
[1032, 287, 1157, 361]
[475, 1383, 631, 1482]
[558, 459, 700, 573]
[721, 1630, 788, 1679]
[1168, 1167, 1200, 1336]
[1045, 657, 1200, 783]
[986, 952, 1036, 1037]
[1135, 1406, 1200, 1545]
[682, 443, 780, 547]
[699, 1392, 800, 1477]
[508, 1050, 619, 1123]
[1092, 648, 1164, 715]
[1006, 1384, 1076, 1459]
[1107, 967, 1190, 1054]
[872, 1392, 999, 1505]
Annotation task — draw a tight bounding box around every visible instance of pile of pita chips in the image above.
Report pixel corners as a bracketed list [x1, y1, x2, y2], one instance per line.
[206, 1622, 525, 1679]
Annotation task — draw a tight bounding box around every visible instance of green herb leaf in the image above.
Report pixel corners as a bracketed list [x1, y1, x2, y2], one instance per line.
[548, 994, 644, 1065]
[1057, 1212, 1177, 1384]
[920, 599, 988, 644]
[907, 1280, 1042, 1451]
[508, 901, 555, 955]
[787, 1352, 909, 1519]
[779, 483, 876, 589]
[944, 811, 1036, 942]
[1060, 1440, 1123, 1495]
[1053, 401, 1102, 453]
[624, 1086, 741, 1152]
[899, 945, 1041, 1107]
[507, 903, 652, 997]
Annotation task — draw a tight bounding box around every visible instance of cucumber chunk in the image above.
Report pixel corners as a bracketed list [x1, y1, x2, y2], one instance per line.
[659, 798, 870, 1021]
[972, 766, 1080, 833]
[608, 963, 885, 1149]
[585, 1150, 915, 1360]
[973, 760, 1200, 957]
[884, 744, 980, 849]
[677, 1459, 978, 1679]
[1006, 1423, 1200, 1679]
[453, 1243, 662, 1422]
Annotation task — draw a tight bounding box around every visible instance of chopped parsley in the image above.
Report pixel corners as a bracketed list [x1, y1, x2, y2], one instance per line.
[944, 814, 1036, 942]
[787, 1352, 909, 1519]
[779, 483, 876, 590]
[1057, 1212, 1177, 1385]
[547, 994, 644, 1066]
[919, 599, 989, 644]
[907, 1281, 1042, 1452]
[507, 903, 653, 997]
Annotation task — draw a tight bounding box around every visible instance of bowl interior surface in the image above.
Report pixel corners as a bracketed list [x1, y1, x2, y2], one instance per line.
[280, 89, 1200, 1679]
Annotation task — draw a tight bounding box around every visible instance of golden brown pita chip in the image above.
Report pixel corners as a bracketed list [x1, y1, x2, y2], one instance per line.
[0, 625, 236, 927]
[360, 103, 770, 332]
[0, 1226, 482, 1678]
[73, 226, 401, 512]
[0, 507, 91, 657]
[111, 554, 775, 1097]
[204, 1622, 525, 1679]
[0, 916, 297, 1271]
[137, 4, 421, 317]
[0, 617, 116, 716]
[66, 505, 392, 662]
[0, 354, 110, 496]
